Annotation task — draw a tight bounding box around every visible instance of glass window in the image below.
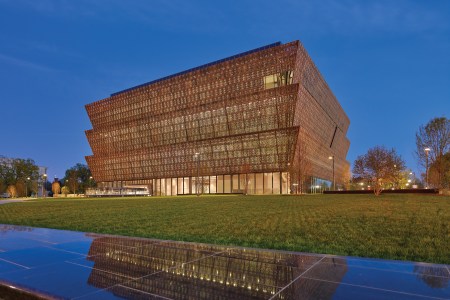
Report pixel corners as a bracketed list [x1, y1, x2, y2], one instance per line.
[155, 179, 161, 196]
[166, 179, 172, 196]
[191, 177, 198, 195]
[171, 178, 177, 195]
[255, 173, 263, 195]
[160, 178, 166, 196]
[178, 178, 183, 195]
[263, 71, 294, 89]
[263, 74, 277, 89]
[273, 172, 281, 194]
[232, 175, 239, 193]
[183, 177, 190, 194]
[217, 175, 223, 193]
[246, 173, 255, 194]
[281, 172, 288, 194]
[224, 175, 231, 193]
[239, 174, 246, 194]
[202, 176, 210, 194]
[264, 173, 272, 194]
[210, 176, 217, 193]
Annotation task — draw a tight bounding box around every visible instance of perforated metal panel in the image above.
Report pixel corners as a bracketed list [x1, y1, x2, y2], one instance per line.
[85, 41, 350, 192]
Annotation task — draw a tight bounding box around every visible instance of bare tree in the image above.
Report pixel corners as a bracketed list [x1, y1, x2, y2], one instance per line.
[415, 117, 450, 188]
[241, 163, 252, 195]
[353, 146, 405, 196]
[291, 141, 312, 194]
[428, 152, 450, 189]
[342, 163, 352, 190]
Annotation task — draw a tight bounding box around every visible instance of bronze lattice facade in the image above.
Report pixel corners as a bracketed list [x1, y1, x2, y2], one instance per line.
[85, 41, 350, 195]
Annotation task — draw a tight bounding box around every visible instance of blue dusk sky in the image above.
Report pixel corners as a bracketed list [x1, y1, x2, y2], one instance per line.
[0, 0, 449, 179]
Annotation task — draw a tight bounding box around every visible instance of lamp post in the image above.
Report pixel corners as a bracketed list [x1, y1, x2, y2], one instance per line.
[393, 164, 397, 189]
[328, 156, 335, 190]
[88, 176, 93, 197]
[409, 171, 416, 187]
[42, 174, 47, 198]
[193, 152, 200, 196]
[26, 177, 30, 198]
[424, 147, 430, 188]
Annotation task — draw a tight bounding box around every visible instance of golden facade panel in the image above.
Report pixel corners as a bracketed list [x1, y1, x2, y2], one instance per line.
[85, 41, 350, 194]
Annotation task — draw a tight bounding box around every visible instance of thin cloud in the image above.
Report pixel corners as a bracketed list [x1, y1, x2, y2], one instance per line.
[0, 0, 228, 34]
[0, 52, 56, 72]
[238, 0, 450, 36]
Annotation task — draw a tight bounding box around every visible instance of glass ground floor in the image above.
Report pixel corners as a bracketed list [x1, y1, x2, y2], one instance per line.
[89, 172, 333, 196]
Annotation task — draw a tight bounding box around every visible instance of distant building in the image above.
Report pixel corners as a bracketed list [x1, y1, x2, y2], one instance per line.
[85, 40, 350, 195]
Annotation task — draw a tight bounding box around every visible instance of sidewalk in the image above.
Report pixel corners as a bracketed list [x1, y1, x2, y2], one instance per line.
[0, 224, 448, 299]
[0, 197, 39, 205]
[0, 199, 25, 205]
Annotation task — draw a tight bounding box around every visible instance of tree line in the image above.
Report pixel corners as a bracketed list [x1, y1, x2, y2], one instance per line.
[352, 117, 449, 195]
[0, 159, 96, 197]
[2, 118, 448, 198]
[58, 163, 96, 195]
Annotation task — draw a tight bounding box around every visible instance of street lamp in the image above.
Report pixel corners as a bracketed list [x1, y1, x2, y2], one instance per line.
[193, 152, 200, 196]
[26, 177, 30, 198]
[393, 164, 397, 189]
[328, 156, 335, 190]
[409, 171, 416, 187]
[42, 174, 47, 197]
[424, 147, 430, 188]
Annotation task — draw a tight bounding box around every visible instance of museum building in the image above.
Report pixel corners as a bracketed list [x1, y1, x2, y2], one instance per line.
[85, 40, 350, 196]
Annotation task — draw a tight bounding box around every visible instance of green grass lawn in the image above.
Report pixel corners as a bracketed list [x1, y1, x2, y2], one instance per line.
[0, 194, 449, 264]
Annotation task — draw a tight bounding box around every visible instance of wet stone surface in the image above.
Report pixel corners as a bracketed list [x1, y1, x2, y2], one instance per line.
[0, 224, 448, 299]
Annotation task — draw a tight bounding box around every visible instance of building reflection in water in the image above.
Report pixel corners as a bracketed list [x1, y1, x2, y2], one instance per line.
[84, 235, 348, 299]
[414, 265, 449, 289]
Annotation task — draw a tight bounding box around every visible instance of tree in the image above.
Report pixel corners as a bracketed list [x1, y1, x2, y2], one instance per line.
[61, 186, 70, 197]
[428, 152, 450, 189]
[0, 158, 39, 197]
[6, 185, 17, 198]
[415, 117, 450, 188]
[65, 169, 78, 194]
[342, 163, 352, 190]
[11, 159, 40, 184]
[52, 180, 61, 195]
[353, 146, 406, 196]
[0, 159, 13, 194]
[290, 141, 311, 194]
[63, 164, 95, 194]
